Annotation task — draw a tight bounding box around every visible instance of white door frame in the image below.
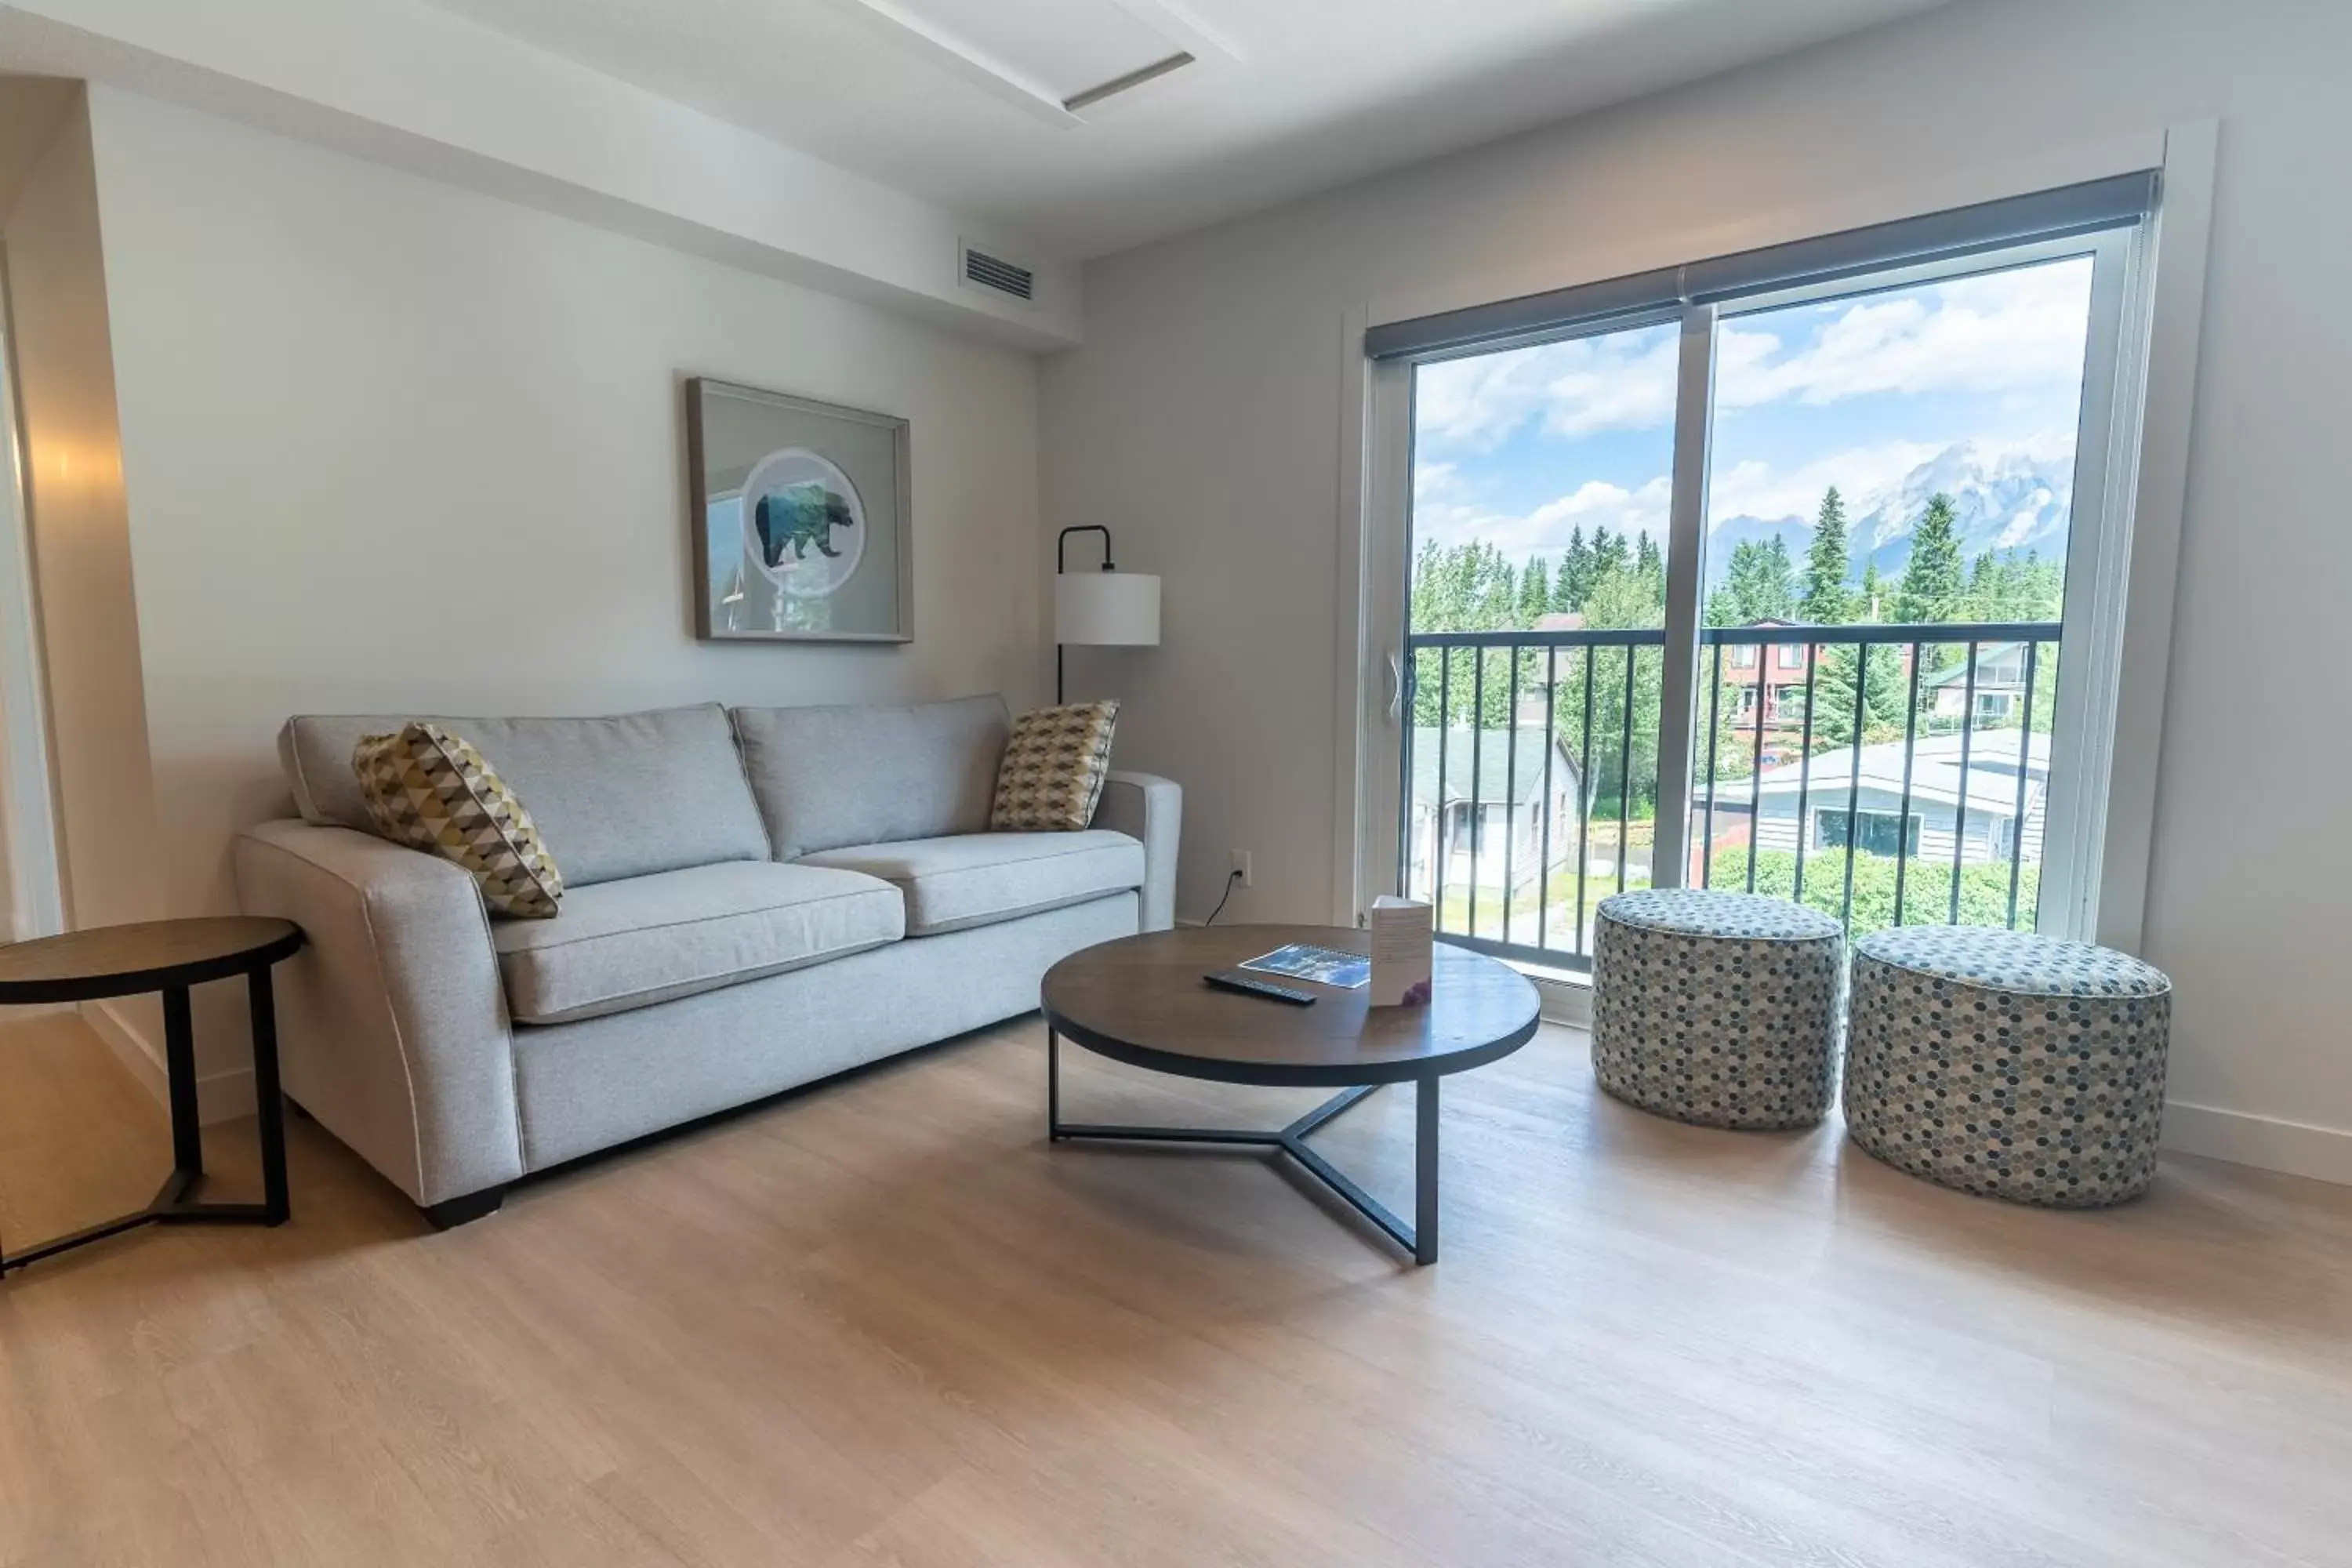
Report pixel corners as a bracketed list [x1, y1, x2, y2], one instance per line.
[0, 249, 66, 942]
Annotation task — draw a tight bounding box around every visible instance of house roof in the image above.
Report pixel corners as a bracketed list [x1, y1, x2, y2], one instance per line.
[1722, 731, 2050, 818]
[1921, 641, 2034, 690]
[1411, 727, 1577, 807]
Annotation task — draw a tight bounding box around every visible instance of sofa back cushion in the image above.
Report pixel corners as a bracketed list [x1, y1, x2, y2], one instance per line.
[732, 695, 1009, 862]
[278, 704, 769, 887]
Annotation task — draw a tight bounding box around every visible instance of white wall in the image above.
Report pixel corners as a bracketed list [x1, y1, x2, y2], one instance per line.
[1040, 0, 2352, 1179]
[81, 87, 1044, 1099]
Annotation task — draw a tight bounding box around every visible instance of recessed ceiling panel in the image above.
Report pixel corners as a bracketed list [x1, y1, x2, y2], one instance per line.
[846, 0, 1214, 122]
[896, 0, 1172, 100]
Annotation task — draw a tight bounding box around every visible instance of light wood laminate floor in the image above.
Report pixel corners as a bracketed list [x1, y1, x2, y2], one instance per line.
[2, 1005, 2348, 1567]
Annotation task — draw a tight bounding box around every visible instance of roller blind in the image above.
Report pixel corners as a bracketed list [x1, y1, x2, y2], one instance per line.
[1364, 169, 2158, 362]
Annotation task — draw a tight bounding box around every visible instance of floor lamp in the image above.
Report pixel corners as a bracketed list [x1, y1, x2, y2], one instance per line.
[1054, 525, 1160, 704]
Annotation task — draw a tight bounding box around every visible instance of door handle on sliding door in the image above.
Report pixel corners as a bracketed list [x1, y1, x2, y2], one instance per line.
[1385, 650, 1403, 724]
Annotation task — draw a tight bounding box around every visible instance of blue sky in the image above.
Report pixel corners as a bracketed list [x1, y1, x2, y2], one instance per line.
[1411, 255, 2096, 572]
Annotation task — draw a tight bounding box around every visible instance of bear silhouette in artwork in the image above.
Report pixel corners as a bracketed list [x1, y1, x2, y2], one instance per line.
[754, 481, 857, 567]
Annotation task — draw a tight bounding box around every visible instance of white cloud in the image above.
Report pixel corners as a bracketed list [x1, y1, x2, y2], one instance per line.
[1718, 260, 2094, 408]
[1416, 474, 1671, 561]
[1416, 258, 2096, 448]
[1414, 326, 1678, 448]
[1527, 477, 1673, 536]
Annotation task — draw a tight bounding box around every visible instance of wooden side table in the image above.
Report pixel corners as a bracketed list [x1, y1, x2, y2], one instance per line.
[0, 916, 305, 1273]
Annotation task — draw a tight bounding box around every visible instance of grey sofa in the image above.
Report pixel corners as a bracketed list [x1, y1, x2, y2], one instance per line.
[232, 695, 1179, 1225]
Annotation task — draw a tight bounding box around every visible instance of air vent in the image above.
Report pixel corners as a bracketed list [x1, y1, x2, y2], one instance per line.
[961, 244, 1035, 303]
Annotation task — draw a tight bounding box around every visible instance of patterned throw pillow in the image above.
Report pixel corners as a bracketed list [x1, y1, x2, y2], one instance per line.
[352, 722, 564, 918]
[990, 701, 1120, 832]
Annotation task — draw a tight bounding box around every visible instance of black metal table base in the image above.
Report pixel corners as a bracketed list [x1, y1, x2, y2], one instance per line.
[0, 970, 292, 1274]
[1048, 1031, 1439, 1265]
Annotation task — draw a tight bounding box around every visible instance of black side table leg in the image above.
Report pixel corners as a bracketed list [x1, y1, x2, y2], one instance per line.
[1047, 1029, 1062, 1141]
[161, 985, 203, 1179]
[249, 967, 291, 1225]
[1415, 1075, 1439, 1266]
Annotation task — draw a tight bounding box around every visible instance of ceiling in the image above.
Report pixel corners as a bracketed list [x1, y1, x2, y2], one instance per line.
[419, 0, 1951, 260]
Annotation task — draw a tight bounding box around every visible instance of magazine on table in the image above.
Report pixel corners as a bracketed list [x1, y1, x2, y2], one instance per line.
[1239, 943, 1371, 989]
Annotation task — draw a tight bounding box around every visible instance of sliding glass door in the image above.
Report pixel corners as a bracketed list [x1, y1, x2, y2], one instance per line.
[1400, 316, 1675, 956]
[1368, 187, 2148, 973]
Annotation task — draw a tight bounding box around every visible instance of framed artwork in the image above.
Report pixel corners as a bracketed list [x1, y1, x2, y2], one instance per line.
[688, 377, 913, 642]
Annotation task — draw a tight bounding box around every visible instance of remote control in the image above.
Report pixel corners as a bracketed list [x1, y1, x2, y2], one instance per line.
[1204, 970, 1318, 1005]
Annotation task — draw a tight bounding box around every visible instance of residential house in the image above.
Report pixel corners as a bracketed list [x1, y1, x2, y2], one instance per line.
[1704, 731, 2050, 869]
[1408, 724, 1582, 896]
[1922, 640, 2036, 724]
[1716, 621, 1922, 767]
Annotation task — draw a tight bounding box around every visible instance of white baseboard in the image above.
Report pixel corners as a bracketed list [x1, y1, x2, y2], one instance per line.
[78, 998, 256, 1125]
[2160, 1100, 2352, 1187]
[1530, 971, 1592, 1028]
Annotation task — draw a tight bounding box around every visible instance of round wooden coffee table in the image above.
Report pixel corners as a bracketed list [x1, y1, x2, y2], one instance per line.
[1040, 924, 1540, 1265]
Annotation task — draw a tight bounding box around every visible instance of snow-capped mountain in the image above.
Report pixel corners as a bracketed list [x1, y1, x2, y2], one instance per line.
[1708, 440, 2075, 587]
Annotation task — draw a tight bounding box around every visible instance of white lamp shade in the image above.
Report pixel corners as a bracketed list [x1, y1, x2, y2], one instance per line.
[1055, 570, 1160, 646]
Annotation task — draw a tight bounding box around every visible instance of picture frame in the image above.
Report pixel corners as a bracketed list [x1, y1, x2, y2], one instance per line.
[687, 376, 913, 643]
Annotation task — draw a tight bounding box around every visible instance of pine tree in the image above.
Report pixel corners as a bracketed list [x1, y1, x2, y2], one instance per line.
[1555, 526, 1592, 613]
[1858, 560, 1885, 621]
[1634, 532, 1662, 581]
[1518, 556, 1552, 626]
[1759, 535, 1795, 619]
[1591, 527, 1630, 581]
[1962, 547, 2065, 622]
[1709, 536, 1798, 626]
[1813, 641, 1912, 746]
[1893, 492, 1965, 626]
[1799, 486, 1854, 624]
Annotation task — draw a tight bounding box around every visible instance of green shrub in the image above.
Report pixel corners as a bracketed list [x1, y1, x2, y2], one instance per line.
[1704, 848, 2037, 938]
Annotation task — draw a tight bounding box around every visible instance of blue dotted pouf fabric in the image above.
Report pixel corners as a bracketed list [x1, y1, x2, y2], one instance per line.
[1843, 925, 2173, 1207]
[1591, 888, 1846, 1130]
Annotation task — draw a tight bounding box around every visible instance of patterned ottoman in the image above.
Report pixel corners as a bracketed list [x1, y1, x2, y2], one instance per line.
[1590, 888, 1845, 1130]
[1842, 926, 2172, 1207]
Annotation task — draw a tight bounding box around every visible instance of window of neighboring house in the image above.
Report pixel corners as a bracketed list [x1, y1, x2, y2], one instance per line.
[1728, 644, 1759, 669]
[1777, 642, 1806, 670]
[1977, 691, 2016, 720]
[1816, 809, 1922, 858]
[1735, 685, 1759, 715]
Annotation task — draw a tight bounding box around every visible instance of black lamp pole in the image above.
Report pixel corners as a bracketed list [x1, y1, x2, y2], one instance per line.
[1055, 524, 1115, 705]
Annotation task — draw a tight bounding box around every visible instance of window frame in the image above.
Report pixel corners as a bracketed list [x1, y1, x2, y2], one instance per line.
[1344, 125, 2217, 969]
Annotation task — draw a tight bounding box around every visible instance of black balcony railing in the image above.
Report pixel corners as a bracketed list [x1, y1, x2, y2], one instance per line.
[1402, 620, 2061, 973]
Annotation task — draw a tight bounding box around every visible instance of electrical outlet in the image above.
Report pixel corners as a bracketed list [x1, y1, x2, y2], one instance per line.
[1229, 850, 1253, 888]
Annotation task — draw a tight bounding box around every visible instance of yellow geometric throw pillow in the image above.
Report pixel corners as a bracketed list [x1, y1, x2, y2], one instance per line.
[352, 722, 564, 918]
[990, 701, 1120, 832]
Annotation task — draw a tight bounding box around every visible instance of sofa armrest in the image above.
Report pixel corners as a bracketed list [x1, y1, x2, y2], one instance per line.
[234, 819, 522, 1207]
[1095, 770, 1181, 932]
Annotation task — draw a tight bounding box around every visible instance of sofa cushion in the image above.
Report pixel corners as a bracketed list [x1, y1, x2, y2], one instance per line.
[352, 722, 566, 917]
[731, 695, 1008, 862]
[280, 705, 768, 887]
[492, 861, 902, 1025]
[990, 701, 1120, 832]
[797, 829, 1142, 938]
